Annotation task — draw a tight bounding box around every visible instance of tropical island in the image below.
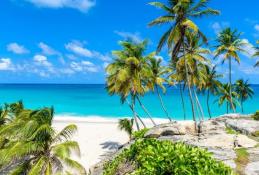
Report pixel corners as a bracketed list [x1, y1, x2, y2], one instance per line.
[0, 0, 259, 175]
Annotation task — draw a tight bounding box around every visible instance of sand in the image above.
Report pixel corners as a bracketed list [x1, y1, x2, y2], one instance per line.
[52, 116, 169, 171]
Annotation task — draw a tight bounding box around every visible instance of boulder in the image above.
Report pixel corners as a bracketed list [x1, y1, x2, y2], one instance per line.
[245, 161, 259, 175]
[236, 135, 258, 148]
[225, 119, 259, 136]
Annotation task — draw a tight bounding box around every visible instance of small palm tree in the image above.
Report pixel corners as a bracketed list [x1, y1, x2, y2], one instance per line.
[215, 28, 248, 112]
[235, 79, 254, 113]
[118, 118, 134, 140]
[148, 57, 172, 121]
[0, 107, 86, 175]
[217, 83, 239, 114]
[203, 66, 222, 119]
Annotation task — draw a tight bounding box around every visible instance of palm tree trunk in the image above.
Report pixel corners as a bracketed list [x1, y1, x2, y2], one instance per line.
[183, 47, 196, 123]
[241, 100, 243, 113]
[179, 83, 186, 120]
[136, 95, 156, 126]
[229, 58, 236, 113]
[131, 97, 140, 131]
[227, 102, 229, 114]
[207, 90, 212, 119]
[155, 85, 172, 122]
[193, 88, 205, 121]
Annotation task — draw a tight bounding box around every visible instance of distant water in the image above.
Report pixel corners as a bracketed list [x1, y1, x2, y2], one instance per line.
[0, 84, 258, 120]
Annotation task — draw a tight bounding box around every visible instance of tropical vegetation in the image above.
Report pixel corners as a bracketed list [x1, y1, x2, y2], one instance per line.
[0, 101, 86, 175]
[103, 139, 234, 175]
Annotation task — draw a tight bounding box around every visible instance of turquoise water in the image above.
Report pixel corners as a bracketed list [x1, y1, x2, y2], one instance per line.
[0, 84, 258, 120]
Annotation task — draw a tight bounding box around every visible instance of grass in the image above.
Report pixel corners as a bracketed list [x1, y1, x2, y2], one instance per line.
[225, 127, 239, 135]
[252, 131, 259, 137]
[235, 148, 249, 175]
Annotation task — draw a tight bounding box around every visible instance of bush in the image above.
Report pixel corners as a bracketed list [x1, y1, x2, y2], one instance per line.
[252, 111, 259, 121]
[132, 128, 149, 139]
[103, 139, 233, 175]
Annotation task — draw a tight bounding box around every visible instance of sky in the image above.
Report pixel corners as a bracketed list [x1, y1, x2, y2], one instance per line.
[0, 0, 258, 84]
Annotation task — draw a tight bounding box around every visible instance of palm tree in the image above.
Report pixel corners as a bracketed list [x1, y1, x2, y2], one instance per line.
[149, 0, 219, 122]
[202, 65, 222, 119]
[217, 83, 239, 113]
[253, 40, 259, 67]
[235, 79, 254, 113]
[0, 107, 86, 175]
[118, 118, 134, 140]
[106, 40, 155, 130]
[215, 28, 248, 113]
[148, 57, 172, 121]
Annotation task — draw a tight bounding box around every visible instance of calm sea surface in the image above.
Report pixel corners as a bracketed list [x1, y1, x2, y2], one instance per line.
[0, 84, 258, 120]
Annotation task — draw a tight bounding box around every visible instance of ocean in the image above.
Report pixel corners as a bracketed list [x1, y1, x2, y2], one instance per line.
[0, 84, 258, 120]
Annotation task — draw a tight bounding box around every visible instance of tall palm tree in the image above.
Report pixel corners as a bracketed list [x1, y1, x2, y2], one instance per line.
[253, 40, 259, 67]
[202, 65, 222, 119]
[148, 57, 172, 121]
[235, 79, 254, 113]
[149, 0, 219, 122]
[217, 83, 239, 114]
[215, 28, 248, 113]
[106, 40, 155, 130]
[0, 107, 86, 175]
[118, 118, 134, 140]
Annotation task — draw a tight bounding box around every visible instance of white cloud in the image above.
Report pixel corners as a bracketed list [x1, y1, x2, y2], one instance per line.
[0, 58, 14, 70]
[211, 22, 230, 34]
[7, 43, 29, 54]
[255, 24, 259, 32]
[114, 31, 143, 43]
[65, 40, 111, 61]
[241, 39, 256, 57]
[24, 0, 95, 12]
[38, 42, 59, 55]
[70, 61, 98, 73]
[65, 41, 93, 57]
[33, 54, 52, 67]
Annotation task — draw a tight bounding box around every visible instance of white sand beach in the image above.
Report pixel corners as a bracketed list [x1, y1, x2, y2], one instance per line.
[53, 116, 170, 171]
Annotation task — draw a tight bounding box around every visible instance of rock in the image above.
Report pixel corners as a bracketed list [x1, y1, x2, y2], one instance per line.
[236, 135, 258, 148]
[248, 148, 259, 162]
[225, 119, 259, 136]
[199, 120, 226, 135]
[245, 161, 259, 175]
[144, 122, 191, 138]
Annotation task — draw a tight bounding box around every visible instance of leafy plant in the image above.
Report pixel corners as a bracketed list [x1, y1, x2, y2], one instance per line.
[103, 139, 233, 175]
[235, 148, 249, 174]
[118, 118, 134, 140]
[132, 128, 149, 139]
[252, 111, 259, 121]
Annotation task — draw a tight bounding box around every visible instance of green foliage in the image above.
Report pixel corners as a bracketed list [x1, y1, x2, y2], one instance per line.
[225, 127, 239, 135]
[132, 128, 149, 139]
[103, 139, 233, 175]
[252, 131, 259, 137]
[0, 101, 86, 175]
[252, 111, 259, 121]
[118, 118, 134, 139]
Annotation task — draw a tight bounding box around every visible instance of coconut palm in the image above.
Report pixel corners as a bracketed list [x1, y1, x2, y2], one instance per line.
[215, 28, 248, 112]
[149, 0, 219, 122]
[202, 65, 222, 119]
[118, 118, 134, 140]
[234, 79, 254, 113]
[217, 83, 239, 113]
[0, 107, 86, 175]
[106, 40, 155, 130]
[253, 40, 259, 67]
[148, 57, 172, 121]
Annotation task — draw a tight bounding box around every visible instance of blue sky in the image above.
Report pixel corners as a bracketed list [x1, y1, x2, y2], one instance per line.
[0, 0, 258, 84]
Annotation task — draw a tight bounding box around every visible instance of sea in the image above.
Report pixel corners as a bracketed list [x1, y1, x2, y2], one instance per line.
[0, 84, 258, 120]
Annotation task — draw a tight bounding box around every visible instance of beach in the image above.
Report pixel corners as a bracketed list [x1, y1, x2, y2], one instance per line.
[53, 116, 170, 170]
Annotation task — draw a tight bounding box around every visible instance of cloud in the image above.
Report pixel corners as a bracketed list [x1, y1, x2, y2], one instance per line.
[65, 40, 111, 61]
[114, 31, 143, 43]
[7, 43, 29, 54]
[254, 24, 259, 32]
[241, 39, 256, 57]
[24, 0, 95, 12]
[33, 54, 52, 67]
[70, 61, 98, 73]
[38, 42, 60, 55]
[211, 22, 230, 34]
[0, 58, 14, 70]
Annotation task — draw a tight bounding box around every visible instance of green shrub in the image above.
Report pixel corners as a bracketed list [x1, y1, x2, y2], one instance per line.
[103, 139, 233, 175]
[132, 128, 149, 139]
[252, 111, 259, 121]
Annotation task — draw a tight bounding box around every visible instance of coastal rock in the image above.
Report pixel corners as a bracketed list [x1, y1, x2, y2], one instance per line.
[236, 135, 258, 148]
[225, 119, 259, 136]
[245, 161, 259, 175]
[199, 120, 226, 135]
